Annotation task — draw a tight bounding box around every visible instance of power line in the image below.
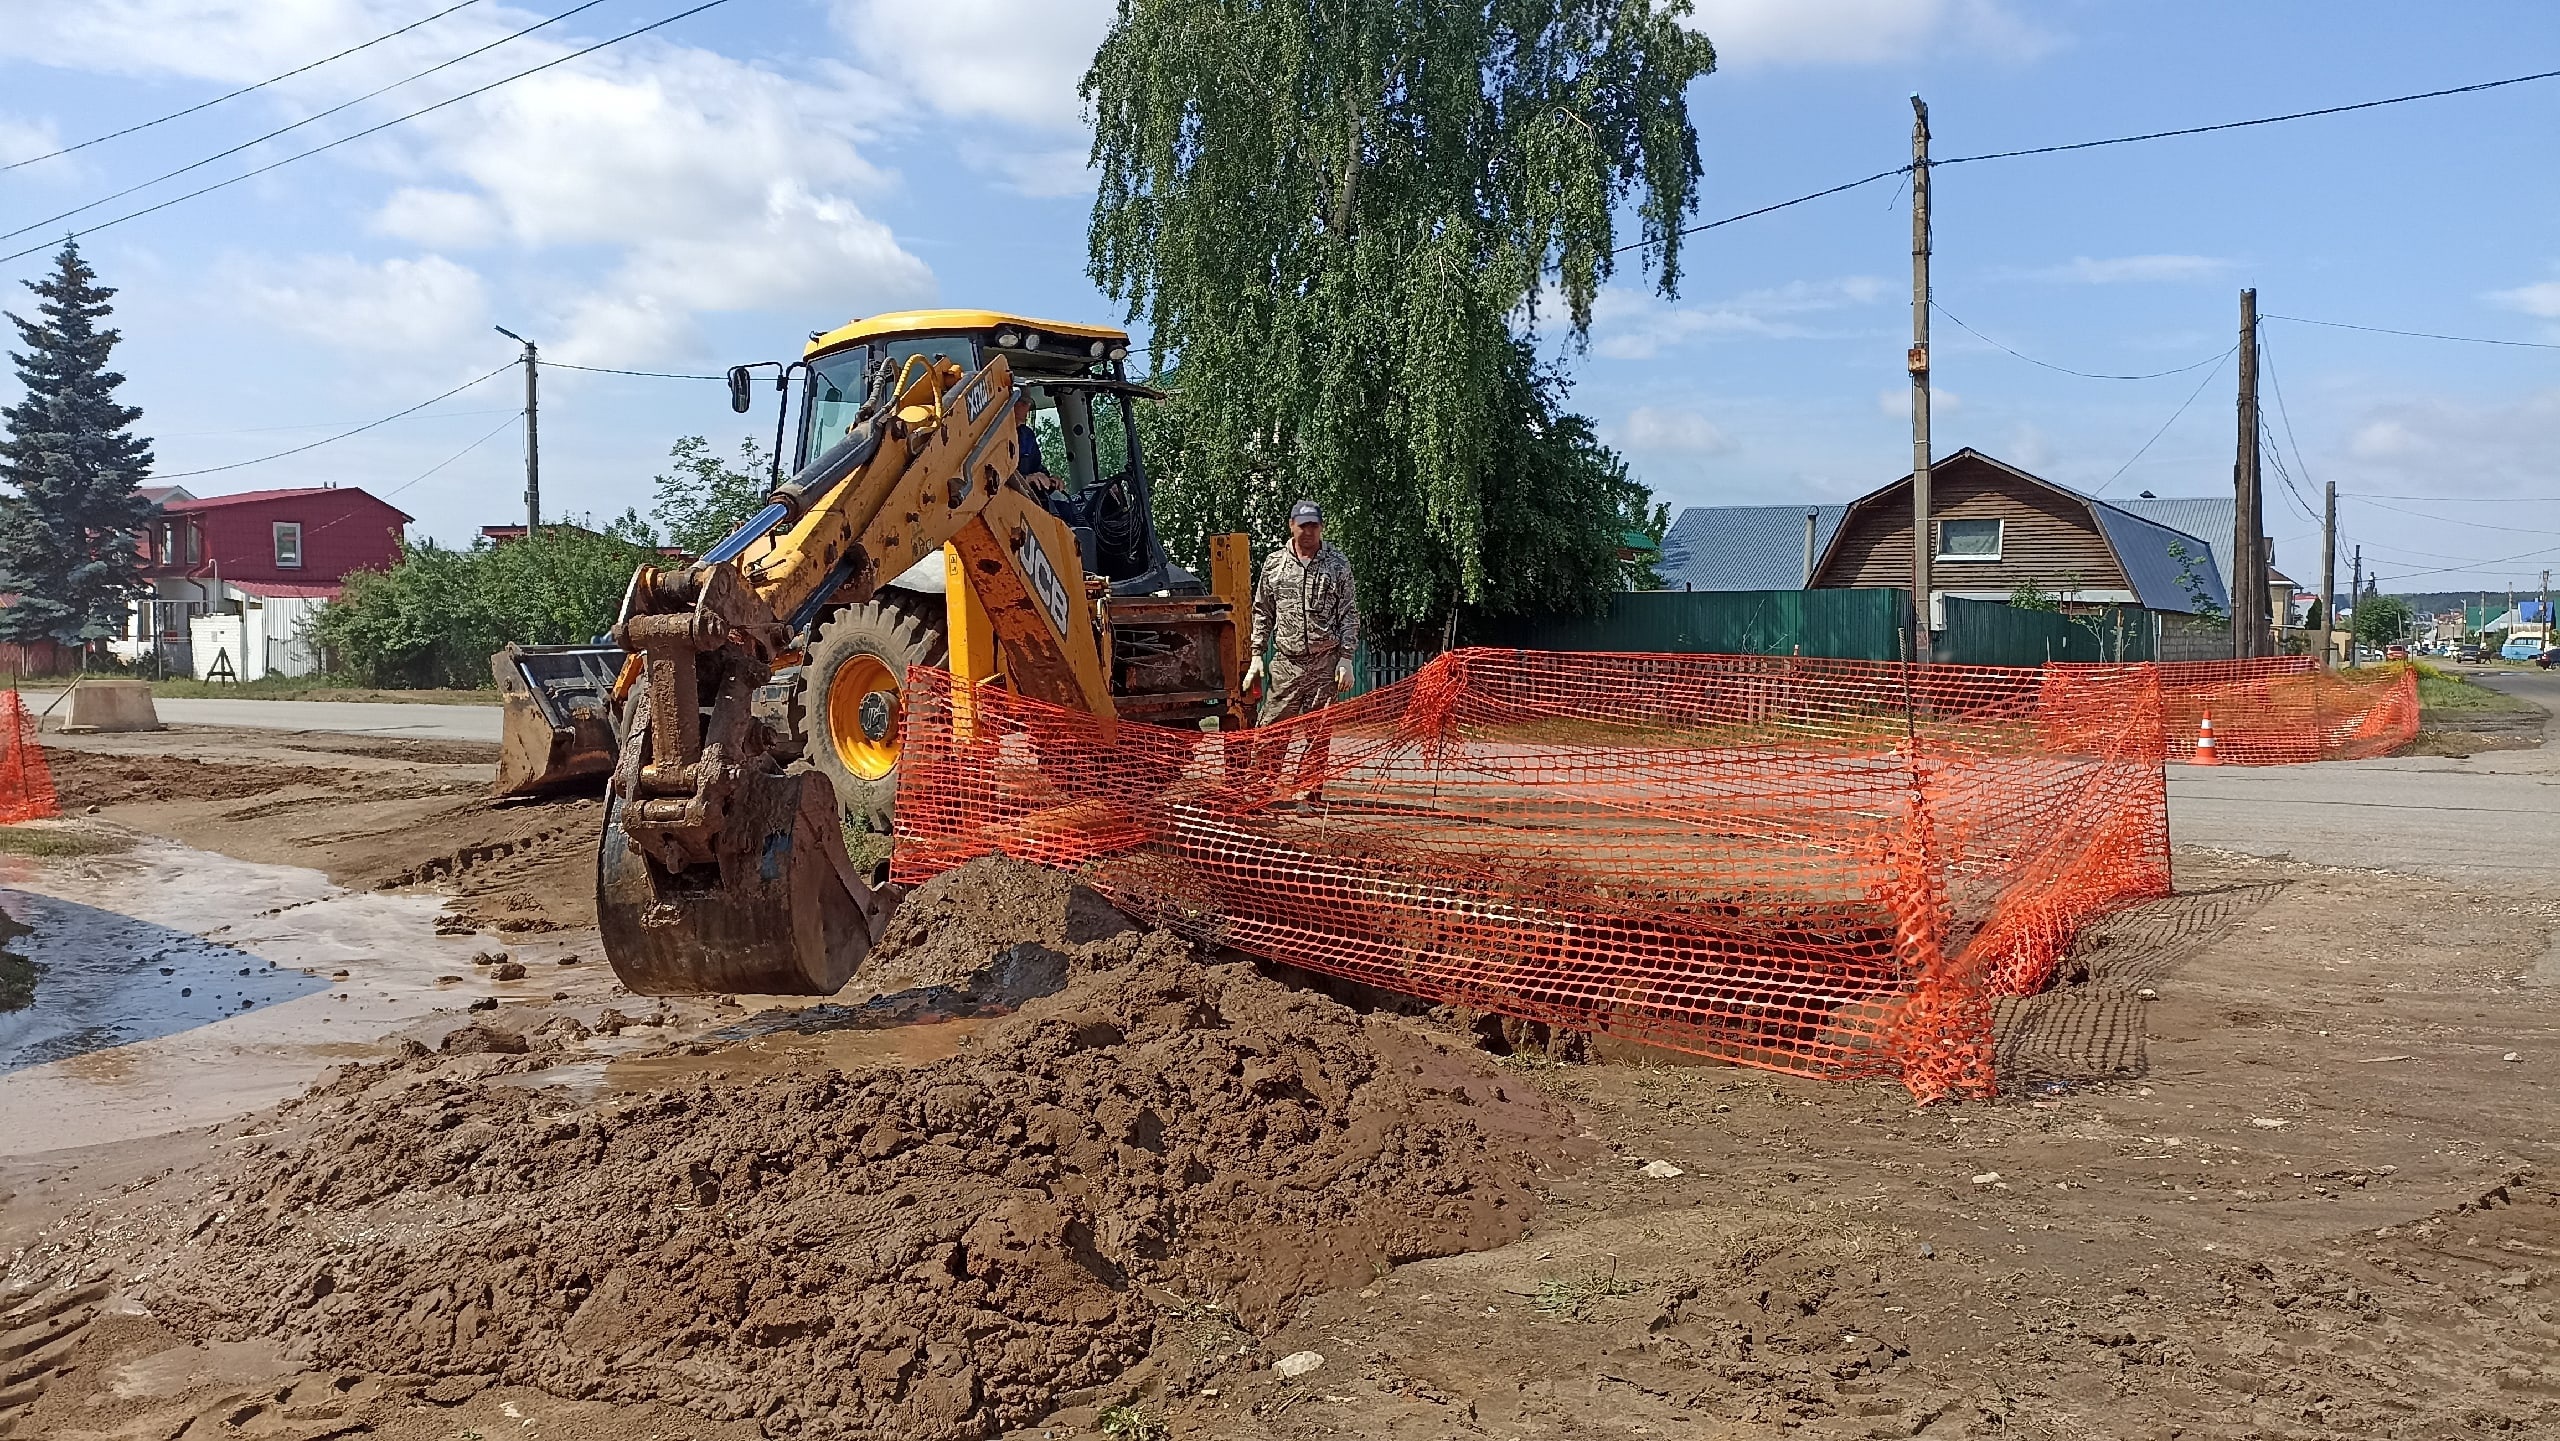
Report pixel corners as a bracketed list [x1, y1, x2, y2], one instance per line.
[2264, 314, 2560, 352]
[1934, 66, 2560, 168]
[548, 361, 723, 380]
[2093, 345, 2237, 496]
[1932, 302, 2230, 380]
[1, 1, 487, 173]
[379, 410, 524, 499]
[2346, 494, 2560, 537]
[1621, 64, 2560, 256]
[0, 0, 737, 267]
[2255, 333, 2323, 525]
[153, 361, 514, 479]
[0, 0, 615, 246]
[2344, 492, 2560, 502]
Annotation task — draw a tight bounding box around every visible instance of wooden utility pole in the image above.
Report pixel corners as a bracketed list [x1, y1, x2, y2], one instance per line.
[2231, 289, 2266, 659]
[1908, 94, 1933, 665]
[2319, 480, 2336, 669]
[496, 325, 540, 532]
[2349, 546, 2363, 666]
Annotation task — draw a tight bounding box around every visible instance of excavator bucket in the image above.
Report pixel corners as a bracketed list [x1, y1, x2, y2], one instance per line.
[597, 764, 901, 995]
[491, 644, 624, 797]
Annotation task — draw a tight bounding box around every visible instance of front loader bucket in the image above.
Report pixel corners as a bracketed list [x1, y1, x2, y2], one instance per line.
[597, 766, 902, 995]
[492, 644, 623, 797]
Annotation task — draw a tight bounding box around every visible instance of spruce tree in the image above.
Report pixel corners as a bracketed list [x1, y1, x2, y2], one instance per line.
[0, 241, 155, 649]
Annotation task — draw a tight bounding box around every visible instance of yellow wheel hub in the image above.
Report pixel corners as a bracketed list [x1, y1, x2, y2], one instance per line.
[827, 653, 901, 781]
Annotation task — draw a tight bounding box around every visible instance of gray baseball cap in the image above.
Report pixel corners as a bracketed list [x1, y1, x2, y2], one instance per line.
[1289, 499, 1323, 525]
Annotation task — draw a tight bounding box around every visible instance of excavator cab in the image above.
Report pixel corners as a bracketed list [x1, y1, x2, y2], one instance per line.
[593, 310, 1253, 998]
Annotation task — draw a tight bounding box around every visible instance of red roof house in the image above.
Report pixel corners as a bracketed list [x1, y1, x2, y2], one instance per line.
[143, 486, 409, 593]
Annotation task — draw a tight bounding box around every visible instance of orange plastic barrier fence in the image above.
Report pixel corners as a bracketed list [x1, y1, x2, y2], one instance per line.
[0, 690, 60, 824]
[2151, 658, 2418, 764]
[893, 650, 2171, 1102]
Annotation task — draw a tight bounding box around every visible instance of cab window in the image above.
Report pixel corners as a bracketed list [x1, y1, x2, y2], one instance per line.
[795, 336, 981, 466]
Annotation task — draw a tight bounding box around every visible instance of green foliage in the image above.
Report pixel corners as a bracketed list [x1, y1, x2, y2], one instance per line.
[0, 242, 155, 648]
[1085, 0, 1715, 631]
[2302, 597, 2325, 632]
[2352, 594, 2415, 650]
[2165, 541, 2225, 625]
[312, 523, 656, 688]
[651, 434, 772, 558]
[2008, 581, 2059, 613]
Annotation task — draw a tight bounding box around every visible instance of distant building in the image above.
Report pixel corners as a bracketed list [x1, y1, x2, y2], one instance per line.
[113, 485, 410, 679]
[1659, 451, 2237, 655]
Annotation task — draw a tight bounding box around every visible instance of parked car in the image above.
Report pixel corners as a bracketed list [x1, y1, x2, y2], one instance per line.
[2501, 635, 2546, 661]
[2537, 647, 2560, 670]
[2385, 644, 2410, 661]
[2457, 644, 2487, 663]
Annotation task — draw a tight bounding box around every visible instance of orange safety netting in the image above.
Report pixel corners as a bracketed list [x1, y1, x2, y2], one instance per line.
[0, 689, 60, 824]
[2151, 658, 2419, 764]
[892, 650, 2171, 1102]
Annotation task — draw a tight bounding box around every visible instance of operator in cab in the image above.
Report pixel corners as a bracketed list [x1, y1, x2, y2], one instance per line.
[1014, 395, 1085, 527]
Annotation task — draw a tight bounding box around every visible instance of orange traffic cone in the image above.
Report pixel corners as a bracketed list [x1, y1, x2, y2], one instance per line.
[2192, 709, 2220, 765]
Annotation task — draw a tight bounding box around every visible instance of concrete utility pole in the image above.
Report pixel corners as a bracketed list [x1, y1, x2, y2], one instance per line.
[1908, 94, 1934, 665]
[496, 325, 540, 532]
[2544, 569, 2553, 653]
[1802, 509, 1818, 587]
[2319, 480, 2337, 669]
[2231, 289, 2266, 660]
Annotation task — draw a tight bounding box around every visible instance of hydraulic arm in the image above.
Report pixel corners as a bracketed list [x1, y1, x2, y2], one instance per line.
[597, 350, 1119, 995]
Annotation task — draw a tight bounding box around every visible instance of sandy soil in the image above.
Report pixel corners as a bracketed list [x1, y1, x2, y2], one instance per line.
[3, 724, 2555, 1439]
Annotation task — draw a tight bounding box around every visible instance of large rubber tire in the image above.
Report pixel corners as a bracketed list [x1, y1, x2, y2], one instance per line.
[803, 597, 948, 831]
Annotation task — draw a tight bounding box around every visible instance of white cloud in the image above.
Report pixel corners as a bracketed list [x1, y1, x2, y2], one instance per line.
[3, 3, 936, 366]
[1684, 0, 2056, 67]
[2028, 254, 2232, 285]
[2349, 419, 2421, 459]
[227, 252, 488, 352]
[1589, 276, 1889, 360]
[832, 0, 1113, 132]
[1620, 406, 1734, 455]
[0, 114, 74, 181]
[2488, 279, 2560, 320]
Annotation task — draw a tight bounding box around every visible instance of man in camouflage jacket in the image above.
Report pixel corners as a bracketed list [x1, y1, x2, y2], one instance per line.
[1241, 499, 1358, 796]
[1246, 499, 1359, 724]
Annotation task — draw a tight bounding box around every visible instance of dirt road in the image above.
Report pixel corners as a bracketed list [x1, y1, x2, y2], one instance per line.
[2, 711, 2554, 1440]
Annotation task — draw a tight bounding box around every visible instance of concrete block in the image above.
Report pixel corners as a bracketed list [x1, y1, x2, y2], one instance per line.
[57, 679, 162, 733]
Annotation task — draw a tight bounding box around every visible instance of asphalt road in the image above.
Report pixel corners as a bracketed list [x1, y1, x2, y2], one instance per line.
[20, 691, 502, 743]
[2166, 666, 2560, 886]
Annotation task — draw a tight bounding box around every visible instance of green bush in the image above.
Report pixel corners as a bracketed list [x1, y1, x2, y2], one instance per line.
[313, 523, 657, 688]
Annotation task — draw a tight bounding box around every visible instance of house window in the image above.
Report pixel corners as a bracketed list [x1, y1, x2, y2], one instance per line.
[273, 522, 304, 569]
[1936, 517, 2002, 561]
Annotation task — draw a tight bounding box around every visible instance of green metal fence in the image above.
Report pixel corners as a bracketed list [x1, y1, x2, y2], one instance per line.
[1463, 588, 1911, 662]
[1934, 597, 2155, 666]
[1343, 590, 2163, 694]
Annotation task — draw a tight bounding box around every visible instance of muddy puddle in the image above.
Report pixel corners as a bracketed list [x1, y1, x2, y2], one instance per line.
[0, 839, 592, 1153]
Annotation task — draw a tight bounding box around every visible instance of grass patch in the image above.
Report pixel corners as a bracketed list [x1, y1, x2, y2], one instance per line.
[1531, 1261, 1642, 1321]
[1098, 1402, 1166, 1440]
[2411, 662, 2537, 714]
[0, 825, 136, 858]
[144, 677, 497, 704]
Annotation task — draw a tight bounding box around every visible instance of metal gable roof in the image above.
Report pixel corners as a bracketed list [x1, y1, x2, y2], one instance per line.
[2110, 496, 2234, 591]
[2086, 502, 2228, 614]
[1658, 503, 1848, 591]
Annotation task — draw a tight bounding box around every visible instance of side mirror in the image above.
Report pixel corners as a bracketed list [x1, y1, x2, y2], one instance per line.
[726, 365, 754, 414]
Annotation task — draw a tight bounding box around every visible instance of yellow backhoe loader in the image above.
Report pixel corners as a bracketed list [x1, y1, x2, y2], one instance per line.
[590, 310, 1252, 995]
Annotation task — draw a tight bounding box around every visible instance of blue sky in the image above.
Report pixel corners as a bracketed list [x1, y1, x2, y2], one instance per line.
[4, 0, 2559, 598]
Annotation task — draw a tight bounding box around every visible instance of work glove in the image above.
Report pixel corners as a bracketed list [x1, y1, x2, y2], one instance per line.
[1240, 657, 1264, 698]
[1334, 658, 1355, 694]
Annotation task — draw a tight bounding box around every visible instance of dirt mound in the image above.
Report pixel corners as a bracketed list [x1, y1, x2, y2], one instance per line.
[860, 854, 1146, 989]
[137, 873, 1579, 1440]
[43, 749, 348, 807]
[357, 796, 602, 934]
